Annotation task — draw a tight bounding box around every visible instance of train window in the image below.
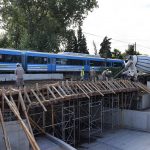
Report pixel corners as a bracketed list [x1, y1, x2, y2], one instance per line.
[0, 54, 21, 63]
[113, 62, 122, 67]
[90, 61, 105, 66]
[28, 56, 48, 64]
[67, 59, 84, 66]
[51, 58, 55, 64]
[56, 58, 67, 65]
[106, 62, 111, 67]
[56, 58, 84, 66]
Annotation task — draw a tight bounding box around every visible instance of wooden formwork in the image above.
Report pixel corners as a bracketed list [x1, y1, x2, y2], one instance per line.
[0, 80, 150, 148]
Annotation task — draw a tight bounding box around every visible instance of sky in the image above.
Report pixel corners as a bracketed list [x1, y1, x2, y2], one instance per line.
[83, 0, 150, 55]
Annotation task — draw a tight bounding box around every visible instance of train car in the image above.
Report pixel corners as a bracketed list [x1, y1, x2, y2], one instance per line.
[0, 49, 23, 73]
[25, 51, 49, 73]
[0, 49, 124, 80]
[106, 58, 124, 76]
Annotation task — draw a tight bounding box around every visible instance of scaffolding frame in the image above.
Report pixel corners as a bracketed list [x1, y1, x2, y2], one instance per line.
[0, 80, 148, 147]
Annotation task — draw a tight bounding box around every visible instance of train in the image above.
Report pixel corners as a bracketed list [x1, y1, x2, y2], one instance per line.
[0, 48, 124, 79]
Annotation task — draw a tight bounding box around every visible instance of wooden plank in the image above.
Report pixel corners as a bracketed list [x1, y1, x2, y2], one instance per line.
[58, 86, 68, 96]
[2, 92, 40, 150]
[24, 87, 32, 104]
[102, 81, 116, 94]
[31, 89, 47, 112]
[52, 86, 64, 98]
[89, 82, 104, 96]
[29, 116, 46, 134]
[0, 109, 11, 150]
[36, 83, 47, 101]
[76, 84, 90, 99]
[83, 84, 93, 93]
[46, 86, 57, 99]
[18, 90, 34, 136]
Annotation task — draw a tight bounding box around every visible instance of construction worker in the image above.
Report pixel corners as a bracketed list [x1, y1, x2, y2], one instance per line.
[122, 56, 138, 81]
[15, 63, 25, 88]
[80, 66, 85, 81]
[102, 69, 112, 81]
[90, 67, 96, 81]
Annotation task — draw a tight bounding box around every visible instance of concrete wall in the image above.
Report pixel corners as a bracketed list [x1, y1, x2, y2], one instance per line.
[122, 109, 150, 132]
[138, 94, 150, 110]
[0, 73, 63, 81]
[0, 120, 29, 150]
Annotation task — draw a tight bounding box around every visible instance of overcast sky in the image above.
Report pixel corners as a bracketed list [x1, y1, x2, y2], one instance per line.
[83, 0, 150, 55]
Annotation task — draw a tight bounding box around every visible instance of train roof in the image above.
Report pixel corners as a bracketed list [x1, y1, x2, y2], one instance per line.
[0, 48, 124, 62]
[58, 52, 101, 58]
[0, 48, 23, 54]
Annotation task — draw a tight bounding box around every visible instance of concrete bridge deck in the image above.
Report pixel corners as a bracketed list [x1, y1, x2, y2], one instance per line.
[79, 129, 150, 150]
[36, 134, 76, 150]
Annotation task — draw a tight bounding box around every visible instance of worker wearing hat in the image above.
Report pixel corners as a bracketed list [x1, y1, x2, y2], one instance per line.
[102, 69, 112, 81]
[80, 66, 85, 81]
[90, 66, 96, 81]
[15, 63, 25, 88]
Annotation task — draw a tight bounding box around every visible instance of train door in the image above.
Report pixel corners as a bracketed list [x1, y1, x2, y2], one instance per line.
[51, 57, 56, 72]
[84, 60, 90, 79]
[85, 60, 90, 72]
[22, 52, 27, 72]
[48, 57, 56, 72]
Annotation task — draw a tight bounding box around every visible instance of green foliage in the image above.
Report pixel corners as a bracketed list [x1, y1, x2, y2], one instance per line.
[0, 33, 10, 48]
[0, 0, 98, 51]
[77, 26, 89, 54]
[99, 36, 112, 58]
[65, 26, 88, 54]
[112, 48, 123, 59]
[65, 30, 78, 52]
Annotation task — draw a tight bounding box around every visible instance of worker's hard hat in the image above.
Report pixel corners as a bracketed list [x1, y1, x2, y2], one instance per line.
[16, 63, 20, 67]
[106, 69, 109, 71]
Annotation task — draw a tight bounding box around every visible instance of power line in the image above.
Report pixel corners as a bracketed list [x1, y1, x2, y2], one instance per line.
[83, 31, 150, 50]
[83, 32, 129, 43]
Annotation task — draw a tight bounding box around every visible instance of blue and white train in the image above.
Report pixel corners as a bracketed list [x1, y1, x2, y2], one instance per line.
[0, 49, 124, 78]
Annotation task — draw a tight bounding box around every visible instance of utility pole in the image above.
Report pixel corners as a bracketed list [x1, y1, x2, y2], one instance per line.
[134, 42, 136, 53]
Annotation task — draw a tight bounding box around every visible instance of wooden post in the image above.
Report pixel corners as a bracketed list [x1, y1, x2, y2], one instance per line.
[18, 90, 34, 137]
[0, 109, 11, 150]
[2, 92, 40, 150]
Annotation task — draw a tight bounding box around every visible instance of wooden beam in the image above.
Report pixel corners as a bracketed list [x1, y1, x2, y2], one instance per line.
[31, 89, 47, 112]
[76, 84, 90, 99]
[46, 86, 57, 99]
[0, 109, 11, 150]
[52, 86, 64, 98]
[2, 92, 40, 150]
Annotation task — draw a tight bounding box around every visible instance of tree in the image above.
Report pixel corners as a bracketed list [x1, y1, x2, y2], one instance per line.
[65, 30, 78, 52]
[112, 48, 123, 59]
[99, 36, 112, 58]
[77, 26, 89, 54]
[93, 40, 97, 55]
[0, 0, 98, 52]
[125, 44, 140, 55]
[0, 33, 10, 48]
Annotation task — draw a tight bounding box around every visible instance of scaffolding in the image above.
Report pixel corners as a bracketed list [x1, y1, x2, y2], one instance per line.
[0, 80, 149, 148]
